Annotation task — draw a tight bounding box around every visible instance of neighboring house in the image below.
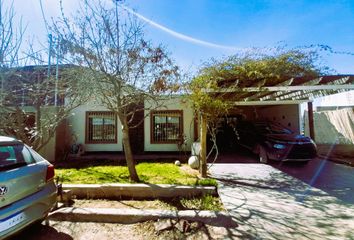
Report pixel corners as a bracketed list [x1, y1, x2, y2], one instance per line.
[0, 65, 72, 162]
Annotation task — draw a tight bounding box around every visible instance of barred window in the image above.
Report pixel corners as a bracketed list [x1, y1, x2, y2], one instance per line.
[86, 111, 117, 144]
[151, 110, 183, 143]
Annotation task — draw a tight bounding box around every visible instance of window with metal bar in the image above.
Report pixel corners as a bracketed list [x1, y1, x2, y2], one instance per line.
[151, 110, 183, 143]
[86, 111, 117, 144]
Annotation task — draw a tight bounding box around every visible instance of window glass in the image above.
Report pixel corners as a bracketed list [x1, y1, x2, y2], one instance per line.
[21, 146, 36, 164]
[0, 144, 31, 170]
[26, 146, 44, 163]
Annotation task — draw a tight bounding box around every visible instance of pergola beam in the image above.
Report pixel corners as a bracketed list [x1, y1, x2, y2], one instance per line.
[210, 84, 354, 93]
[230, 100, 309, 106]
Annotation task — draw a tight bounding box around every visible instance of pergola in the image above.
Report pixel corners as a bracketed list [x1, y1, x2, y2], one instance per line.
[199, 75, 354, 176]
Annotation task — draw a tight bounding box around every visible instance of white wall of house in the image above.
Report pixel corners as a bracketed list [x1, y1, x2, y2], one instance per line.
[233, 104, 301, 134]
[256, 104, 301, 134]
[144, 96, 195, 152]
[68, 103, 123, 152]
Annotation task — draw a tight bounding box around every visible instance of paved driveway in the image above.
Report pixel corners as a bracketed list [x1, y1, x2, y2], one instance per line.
[210, 163, 354, 240]
[215, 151, 354, 204]
[270, 157, 354, 204]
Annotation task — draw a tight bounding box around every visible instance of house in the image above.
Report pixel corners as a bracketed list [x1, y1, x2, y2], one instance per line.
[67, 95, 196, 155]
[65, 75, 354, 160]
[2, 65, 353, 162]
[0, 65, 77, 162]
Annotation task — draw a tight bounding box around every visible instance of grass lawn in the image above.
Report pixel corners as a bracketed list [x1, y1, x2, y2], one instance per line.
[56, 162, 217, 186]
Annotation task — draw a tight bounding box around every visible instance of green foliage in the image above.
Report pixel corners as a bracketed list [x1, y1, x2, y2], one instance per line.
[196, 178, 218, 187]
[188, 47, 328, 121]
[188, 48, 326, 117]
[188, 74, 230, 118]
[199, 49, 325, 88]
[56, 163, 216, 186]
[180, 194, 224, 211]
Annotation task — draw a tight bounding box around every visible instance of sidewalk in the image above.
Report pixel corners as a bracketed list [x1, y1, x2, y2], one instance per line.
[210, 163, 354, 240]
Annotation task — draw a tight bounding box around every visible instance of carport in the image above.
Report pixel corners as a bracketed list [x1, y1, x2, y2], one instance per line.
[199, 75, 354, 176]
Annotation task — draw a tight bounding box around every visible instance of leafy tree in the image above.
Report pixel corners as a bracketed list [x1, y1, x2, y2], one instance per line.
[52, 0, 180, 181]
[189, 48, 326, 176]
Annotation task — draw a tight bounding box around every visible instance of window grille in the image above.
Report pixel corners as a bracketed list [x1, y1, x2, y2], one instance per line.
[86, 111, 117, 143]
[151, 110, 183, 143]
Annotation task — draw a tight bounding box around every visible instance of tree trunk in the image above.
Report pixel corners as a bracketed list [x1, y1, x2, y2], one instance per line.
[200, 113, 207, 177]
[119, 113, 139, 182]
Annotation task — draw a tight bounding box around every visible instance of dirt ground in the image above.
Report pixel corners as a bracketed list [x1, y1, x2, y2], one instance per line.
[73, 199, 177, 210]
[12, 198, 230, 240]
[14, 217, 230, 240]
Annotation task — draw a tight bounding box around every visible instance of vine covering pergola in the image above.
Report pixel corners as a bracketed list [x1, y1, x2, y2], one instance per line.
[198, 75, 354, 177]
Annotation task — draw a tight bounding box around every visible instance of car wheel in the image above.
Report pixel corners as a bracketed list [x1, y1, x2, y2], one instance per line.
[259, 146, 268, 163]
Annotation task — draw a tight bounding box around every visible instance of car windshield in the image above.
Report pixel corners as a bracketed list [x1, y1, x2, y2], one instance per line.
[255, 122, 293, 134]
[0, 144, 27, 171]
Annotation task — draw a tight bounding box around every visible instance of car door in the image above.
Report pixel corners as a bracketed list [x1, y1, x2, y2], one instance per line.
[0, 144, 47, 208]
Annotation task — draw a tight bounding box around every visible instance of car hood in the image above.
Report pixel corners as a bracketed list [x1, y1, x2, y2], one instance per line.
[266, 133, 313, 143]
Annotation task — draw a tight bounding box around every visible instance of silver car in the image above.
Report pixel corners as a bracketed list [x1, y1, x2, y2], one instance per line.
[0, 136, 57, 239]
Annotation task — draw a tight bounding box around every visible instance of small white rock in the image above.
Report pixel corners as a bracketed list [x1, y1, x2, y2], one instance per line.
[188, 156, 199, 169]
[174, 160, 181, 166]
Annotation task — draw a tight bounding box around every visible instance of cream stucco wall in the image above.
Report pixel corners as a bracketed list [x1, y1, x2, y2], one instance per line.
[257, 104, 301, 134]
[68, 103, 123, 152]
[144, 96, 195, 152]
[39, 134, 56, 162]
[230, 105, 301, 134]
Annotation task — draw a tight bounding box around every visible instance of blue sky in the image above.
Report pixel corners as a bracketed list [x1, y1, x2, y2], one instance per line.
[125, 0, 354, 74]
[4, 0, 352, 106]
[6, 0, 354, 75]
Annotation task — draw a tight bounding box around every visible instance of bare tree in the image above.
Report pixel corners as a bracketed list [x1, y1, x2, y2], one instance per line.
[0, 61, 91, 153]
[0, 1, 90, 154]
[52, 0, 180, 181]
[0, 0, 25, 95]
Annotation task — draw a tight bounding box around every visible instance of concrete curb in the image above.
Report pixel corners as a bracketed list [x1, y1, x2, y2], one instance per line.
[48, 207, 237, 227]
[63, 184, 217, 199]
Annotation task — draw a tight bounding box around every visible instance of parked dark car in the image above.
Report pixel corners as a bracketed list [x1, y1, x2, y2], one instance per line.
[235, 121, 317, 163]
[0, 136, 57, 239]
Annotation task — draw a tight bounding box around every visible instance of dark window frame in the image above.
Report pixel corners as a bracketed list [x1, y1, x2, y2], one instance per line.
[150, 110, 183, 144]
[85, 111, 117, 144]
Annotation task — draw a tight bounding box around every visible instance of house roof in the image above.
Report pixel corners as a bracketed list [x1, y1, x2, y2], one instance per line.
[208, 75, 354, 105]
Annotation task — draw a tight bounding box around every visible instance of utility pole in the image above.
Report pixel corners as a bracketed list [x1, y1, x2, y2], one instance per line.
[46, 33, 52, 105]
[47, 34, 52, 78]
[55, 36, 60, 106]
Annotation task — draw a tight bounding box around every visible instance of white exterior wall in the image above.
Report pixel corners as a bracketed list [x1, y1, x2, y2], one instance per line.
[144, 96, 195, 152]
[68, 103, 123, 152]
[257, 104, 301, 134]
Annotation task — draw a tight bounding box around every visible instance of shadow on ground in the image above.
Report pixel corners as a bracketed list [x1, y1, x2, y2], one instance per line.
[9, 224, 73, 240]
[210, 164, 354, 240]
[214, 148, 354, 205]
